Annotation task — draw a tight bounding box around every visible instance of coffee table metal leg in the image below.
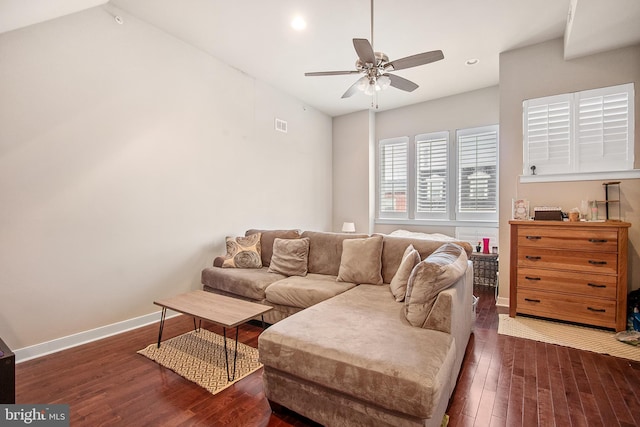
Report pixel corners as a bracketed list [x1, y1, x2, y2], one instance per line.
[193, 318, 202, 332]
[157, 307, 167, 348]
[222, 326, 240, 381]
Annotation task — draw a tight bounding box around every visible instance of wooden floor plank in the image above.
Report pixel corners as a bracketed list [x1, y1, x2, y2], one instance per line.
[13, 283, 640, 426]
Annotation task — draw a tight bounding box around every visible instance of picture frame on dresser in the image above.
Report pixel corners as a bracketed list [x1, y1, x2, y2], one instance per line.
[512, 199, 529, 220]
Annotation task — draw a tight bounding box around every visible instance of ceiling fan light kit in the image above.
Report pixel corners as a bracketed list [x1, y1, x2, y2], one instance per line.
[304, 0, 444, 108]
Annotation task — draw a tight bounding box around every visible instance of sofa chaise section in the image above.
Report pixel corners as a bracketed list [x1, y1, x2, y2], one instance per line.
[259, 266, 473, 427]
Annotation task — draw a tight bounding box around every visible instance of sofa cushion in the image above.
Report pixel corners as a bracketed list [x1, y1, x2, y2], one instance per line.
[268, 237, 310, 277]
[404, 243, 468, 328]
[379, 234, 472, 284]
[259, 284, 456, 419]
[201, 266, 285, 300]
[265, 273, 356, 309]
[302, 231, 369, 276]
[336, 235, 384, 285]
[246, 229, 302, 266]
[389, 244, 420, 302]
[221, 233, 262, 269]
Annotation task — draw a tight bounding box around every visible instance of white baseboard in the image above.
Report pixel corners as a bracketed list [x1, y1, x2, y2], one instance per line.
[496, 296, 509, 308]
[14, 310, 180, 363]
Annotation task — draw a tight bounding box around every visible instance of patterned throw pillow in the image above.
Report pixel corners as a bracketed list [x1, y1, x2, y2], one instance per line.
[222, 233, 263, 269]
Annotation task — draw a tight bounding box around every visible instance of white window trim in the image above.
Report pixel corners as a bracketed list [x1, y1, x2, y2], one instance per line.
[520, 169, 640, 183]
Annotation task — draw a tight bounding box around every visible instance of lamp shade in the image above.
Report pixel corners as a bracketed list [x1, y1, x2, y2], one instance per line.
[341, 222, 356, 233]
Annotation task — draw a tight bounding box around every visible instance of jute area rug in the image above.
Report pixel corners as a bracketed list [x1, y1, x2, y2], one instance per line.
[138, 329, 262, 394]
[498, 314, 640, 362]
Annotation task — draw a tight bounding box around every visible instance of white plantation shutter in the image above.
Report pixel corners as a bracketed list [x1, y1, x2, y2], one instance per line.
[577, 84, 634, 172]
[457, 126, 498, 219]
[415, 132, 449, 218]
[378, 137, 408, 218]
[523, 83, 634, 177]
[523, 95, 571, 175]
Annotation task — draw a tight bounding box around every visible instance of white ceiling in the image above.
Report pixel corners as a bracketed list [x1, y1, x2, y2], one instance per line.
[2, 0, 639, 117]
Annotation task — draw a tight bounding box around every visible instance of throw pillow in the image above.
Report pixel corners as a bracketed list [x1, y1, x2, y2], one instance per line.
[404, 243, 468, 327]
[221, 233, 263, 269]
[389, 244, 421, 302]
[268, 237, 310, 277]
[336, 235, 383, 285]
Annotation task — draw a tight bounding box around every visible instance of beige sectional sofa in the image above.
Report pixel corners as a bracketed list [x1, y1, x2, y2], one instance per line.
[201, 229, 474, 427]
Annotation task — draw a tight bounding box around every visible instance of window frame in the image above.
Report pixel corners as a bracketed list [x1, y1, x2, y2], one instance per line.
[414, 131, 451, 220]
[456, 125, 499, 222]
[522, 83, 635, 181]
[377, 136, 409, 220]
[376, 125, 499, 224]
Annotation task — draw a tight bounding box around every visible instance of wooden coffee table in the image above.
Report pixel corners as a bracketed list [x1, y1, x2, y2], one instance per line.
[153, 290, 273, 381]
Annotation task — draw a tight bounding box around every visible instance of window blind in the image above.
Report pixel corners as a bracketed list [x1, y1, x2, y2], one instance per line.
[415, 134, 448, 215]
[577, 85, 634, 172]
[378, 138, 408, 216]
[457, 126, 498, 215]
[523, 95, 571, 175]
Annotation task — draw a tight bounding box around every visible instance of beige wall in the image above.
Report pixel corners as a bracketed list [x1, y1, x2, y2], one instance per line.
[0, 6, 332, 350]
[332, 110, 373, 234]
[499, 39, 640, 303]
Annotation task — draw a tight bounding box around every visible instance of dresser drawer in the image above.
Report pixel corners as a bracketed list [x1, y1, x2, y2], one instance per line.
[517, 227, 618, 252]
[518, 248, 617, 274]
[517, 267, 617, 299]
[517, 290, 617, 328]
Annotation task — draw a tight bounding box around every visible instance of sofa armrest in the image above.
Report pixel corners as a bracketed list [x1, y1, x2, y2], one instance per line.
[423, 260, 473, 335]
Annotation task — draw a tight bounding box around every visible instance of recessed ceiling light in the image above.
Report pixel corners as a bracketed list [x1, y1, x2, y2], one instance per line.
[465, 58, 480, 66]
[291, 16, 306, 31]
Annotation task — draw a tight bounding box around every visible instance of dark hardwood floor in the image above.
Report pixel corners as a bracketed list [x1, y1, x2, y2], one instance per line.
[16, 285, 640, 426]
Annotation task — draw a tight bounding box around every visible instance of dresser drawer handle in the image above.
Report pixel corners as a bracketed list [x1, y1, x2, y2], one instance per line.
[526, 236, 542, 240]
[525, 276, 541, 281]
[587, 307, 606, 313]
[524, 298, 541, 303]
[587, 283, 606, 288]
[588, 260, 607, 265]
[525, 255, 541, 260]
[589, 239, 608, 243]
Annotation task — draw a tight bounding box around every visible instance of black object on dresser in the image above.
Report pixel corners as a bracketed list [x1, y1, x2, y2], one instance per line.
[0, 337, 15, 404]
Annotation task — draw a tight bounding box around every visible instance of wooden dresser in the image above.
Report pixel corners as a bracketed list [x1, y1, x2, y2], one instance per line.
[509, 220, 630, 331]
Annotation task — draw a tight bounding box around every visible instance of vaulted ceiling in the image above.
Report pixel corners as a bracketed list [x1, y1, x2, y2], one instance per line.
[2, 0, 639, 117]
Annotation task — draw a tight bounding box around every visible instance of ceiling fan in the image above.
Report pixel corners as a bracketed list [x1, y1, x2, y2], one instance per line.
[304, 0, 444, 102]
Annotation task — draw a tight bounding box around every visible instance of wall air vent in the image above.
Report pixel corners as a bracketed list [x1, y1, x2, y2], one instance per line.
[275, 118, 288, 133]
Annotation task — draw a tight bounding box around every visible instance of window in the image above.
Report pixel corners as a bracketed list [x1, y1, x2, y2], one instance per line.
[378, 137, 408, 218]
[377, 125, 498, 223]
[415, 132, 449, 219]
[457, 126, 498, 221]
[523, 83, 635, 178]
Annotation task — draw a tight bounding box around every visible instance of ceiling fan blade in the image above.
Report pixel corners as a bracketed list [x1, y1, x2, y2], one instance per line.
[342, 76, 367, 98]
[353, 38, 376, 64]
[386, 74, 419, 92]
[305, 70, 360, 76]
[386, 50, 444, 71]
